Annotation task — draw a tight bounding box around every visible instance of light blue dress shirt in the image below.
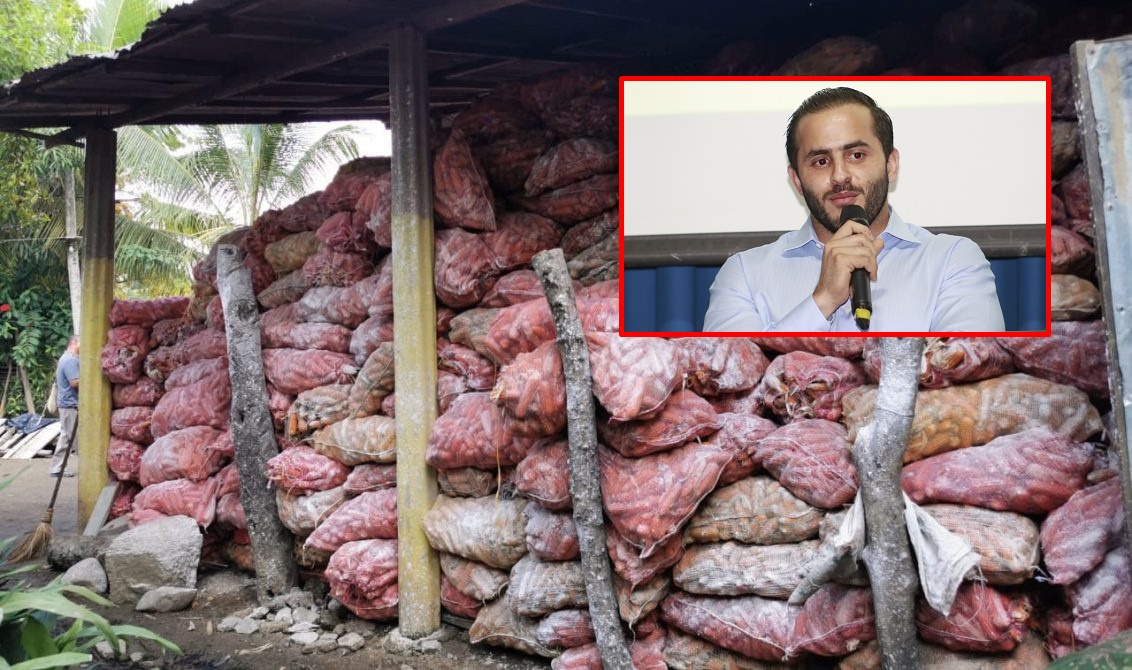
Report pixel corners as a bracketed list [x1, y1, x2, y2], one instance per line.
[703, 208, 1005, 332]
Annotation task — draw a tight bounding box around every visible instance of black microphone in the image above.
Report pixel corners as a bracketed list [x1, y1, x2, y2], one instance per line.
[838, 204, 872, 331]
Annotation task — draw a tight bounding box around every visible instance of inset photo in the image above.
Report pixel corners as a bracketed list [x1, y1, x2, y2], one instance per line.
[620, 77, 1051, 336]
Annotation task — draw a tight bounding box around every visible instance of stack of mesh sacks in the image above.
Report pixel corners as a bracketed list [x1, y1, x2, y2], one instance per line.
[100, 295, 247, 567]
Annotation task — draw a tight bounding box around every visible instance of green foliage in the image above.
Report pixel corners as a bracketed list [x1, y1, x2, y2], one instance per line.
[0, 251, 73, 406]
[0, 473, 180, 668]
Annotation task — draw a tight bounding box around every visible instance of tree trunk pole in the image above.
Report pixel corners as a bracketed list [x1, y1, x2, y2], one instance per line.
[532, 249, 632, 670]
[217, 244, 297, 603]
[852, 337, 924, 670]
[17, 364, 35, 414]
[64, 169, 82, 335]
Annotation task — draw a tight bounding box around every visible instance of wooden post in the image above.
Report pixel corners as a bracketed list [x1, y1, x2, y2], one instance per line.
[77, 128, 115, 526]
[217, 244, 297, 602]
[390, 21, 440, 637]
[533, 249, 632, 669]
[852, 337, 924, 670]
[17, 364, 34, 414]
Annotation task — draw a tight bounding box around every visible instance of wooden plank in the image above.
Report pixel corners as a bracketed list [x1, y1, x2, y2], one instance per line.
[83, 483, 121, 536]
[2, 423, 62, 460]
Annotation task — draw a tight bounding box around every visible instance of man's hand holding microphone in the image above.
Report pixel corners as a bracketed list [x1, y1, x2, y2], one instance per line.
[812, 204, 881, 330]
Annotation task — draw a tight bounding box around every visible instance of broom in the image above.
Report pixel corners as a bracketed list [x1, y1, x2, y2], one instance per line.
[6, 424, 78, 563]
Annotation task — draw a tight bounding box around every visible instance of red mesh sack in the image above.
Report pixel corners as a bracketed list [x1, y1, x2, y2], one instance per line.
[915, 583, 1030, 653]
[452, 96, 540, 144]
[607, 526, 684, 589]
[1040, 476, 1125, 585]
[316, 210, 377, 256]
[305, 488, 397, 555]
[150, 370, 231, 438]
[434, 228, 500, 308]
[551, 622, 665, 670]
[109, 482, 141, 520]
[214, 462, 241, 498]
[793, 584, 875, 657]
[150, 317, 202, 348]
[587, 333, 683, 422]
[110, 406, 155, 445]
[112, 377, 164, 408]
[561, 210, 619, 260]
[864, 337, 1015, 388]
[216, 492, 246, 529]
[438, 338, 496, 392]
[101, 326, 151, 384]
[511, 174, 619, 224]
[1065, 546, 1132, 648]
[262, 348, 354, 396]
[756, 419, 858, 509]
[491, 341, 566, 438]
[318, 157, 387, 211]
[144, 329, 227, 382]
[843, 374, 1103, 464]
[426, 392, 535, 470]
[139, 425, 229, 486]
[276, 192, 330, 233]
[441, 574, 482, 619]
[480, 269, 565, 308]
[525, 504, 580, 562]
[469, 594, 554, 658]
[267, 384, 293, 431]
[110, 297, 189, 328]
[566, 231, 616, 284]
[266, 445, 350, 494]
[433, 128, 496, 232]
[1058, 161, 1091, 219]
[261, 320, 351, 354]
[448, 307, 500, 360]
[707, 388, 761, 415]
[474, 129, 555, 194]
[709, 412, 779, 487]
[513, 438, 572, 511]
[481, 212, 562, 272]
[542, 96, 618, 140]
[516, 66, 617, 116]
[349, 313, 395, 365]
[901, 426, 1094, 514]
[598, 389, 721, 458]
[525, 138, 618, 196]
[295, 285, 369, 328]
[999, 320, 1109, 398]
[754, 351, 865, 422]
[302, 249, 373, 288]
[676, 338, 769, 397]
[753, 337, 865, 359]
[484, 297, 555, 365]
[164, 357, 227, 390]
[439, 552, 509, 602]
[326, 539, 399, 620]
[107, 437, 145, 483]
[437, 466, 506, 498]
[599, 441, 730, 558]
[538, 609, 594, 650]
[343, 463, 398, 495]
[660, 591, 798, 662]
[359, 173, 392, 248]
[1051, 225, 1094, 275]
[132, 477, 220, 528]
[204, 296, 225, 331]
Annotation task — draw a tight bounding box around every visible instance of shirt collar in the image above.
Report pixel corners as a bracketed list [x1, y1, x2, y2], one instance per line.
[783, 205, 921, 250]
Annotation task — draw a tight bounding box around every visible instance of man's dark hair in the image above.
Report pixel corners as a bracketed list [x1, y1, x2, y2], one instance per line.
[785, 87, 894, 171]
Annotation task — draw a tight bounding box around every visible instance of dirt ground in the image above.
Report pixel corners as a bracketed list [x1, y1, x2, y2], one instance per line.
[2, 457, 551, 670]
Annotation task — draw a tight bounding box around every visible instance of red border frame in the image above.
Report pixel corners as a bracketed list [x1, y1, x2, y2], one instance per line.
[617, 75, 1053, 339]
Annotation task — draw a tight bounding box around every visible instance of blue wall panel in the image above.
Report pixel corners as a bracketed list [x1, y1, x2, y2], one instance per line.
[625, 256, 1046, 333]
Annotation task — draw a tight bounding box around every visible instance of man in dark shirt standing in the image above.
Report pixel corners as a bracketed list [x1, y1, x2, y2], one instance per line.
[50, 336, 79, 477]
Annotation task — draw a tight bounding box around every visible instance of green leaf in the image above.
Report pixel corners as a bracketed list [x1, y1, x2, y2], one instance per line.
[52, 620, 83, 652]
[8, 652, 92, 670]
[18, 616, 57, 658]
[107, 624, 182, 655]
[0, 591, 117, 646]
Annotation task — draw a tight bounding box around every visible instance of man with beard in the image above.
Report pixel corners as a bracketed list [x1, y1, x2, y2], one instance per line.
[703, 87, 1004, 332]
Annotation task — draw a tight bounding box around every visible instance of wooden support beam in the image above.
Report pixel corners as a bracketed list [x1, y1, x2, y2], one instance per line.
[77, 127, 115, 527]
[391, 21, 440, 639]
[218, 244, 297, 602]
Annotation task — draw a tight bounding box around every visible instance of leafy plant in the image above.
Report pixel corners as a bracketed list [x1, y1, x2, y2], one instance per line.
[0, 472, 181, 668]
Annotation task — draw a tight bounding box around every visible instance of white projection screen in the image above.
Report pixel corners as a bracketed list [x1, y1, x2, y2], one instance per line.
[622, 79, 1050, 238]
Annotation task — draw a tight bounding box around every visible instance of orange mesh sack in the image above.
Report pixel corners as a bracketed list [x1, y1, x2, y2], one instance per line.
[842, 373, 1103, 463]
[922, 504, 1040, 585]
[673, 540, 819, 598]
[286, 384, 352, 435]
[508, 555, 588, 617]
[310, 415, 397, 466]
[598, 389, 721, 458]
[325, 538, 399, 620]
[685, 476, 822, 545]
[863, 337, 1014, 388]
[422, 495, 528, 570]
[275, 486, 347, 537]
[433, 128, 496, 232]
